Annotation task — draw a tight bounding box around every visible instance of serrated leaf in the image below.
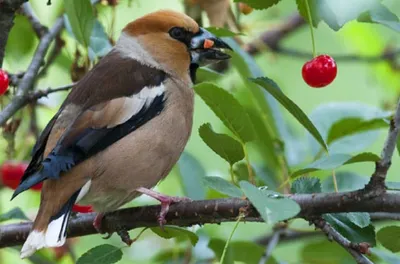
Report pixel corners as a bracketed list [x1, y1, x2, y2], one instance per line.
[377, 226, 400, 252]
[199, 123, 244, 165]
[291, 152, 379, 178]
[194, 83, 255, 142]
[322, 171, 368, 192]
[0, 207, 29, 222]
[64, 0, 95, 48]
[240, 181, 300, 223]
[291, 177, 321, 194]
[76, 244, 122, 264]
[358, 3, 400, 32]
[233, 0, 281, 10]
[250, 77, 327, 151]
[178, 152, 206, 200]
[151, 226, 199, 246]
[323, 213, 376, 245]
[88, 20, 112, 61]
[327, 117, 389, 144]
[371, 248, 400, 264]
[202, 176, 243, 198]
[205, 27, 244, 37]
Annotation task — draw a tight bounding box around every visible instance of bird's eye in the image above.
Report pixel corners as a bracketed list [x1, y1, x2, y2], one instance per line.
[169, 27, 186, 40]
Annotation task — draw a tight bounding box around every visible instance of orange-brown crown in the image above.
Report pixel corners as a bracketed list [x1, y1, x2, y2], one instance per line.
[123, 10, 199, 37]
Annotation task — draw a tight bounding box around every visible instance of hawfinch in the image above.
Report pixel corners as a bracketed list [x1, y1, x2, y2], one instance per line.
[13, 10, 231, 258]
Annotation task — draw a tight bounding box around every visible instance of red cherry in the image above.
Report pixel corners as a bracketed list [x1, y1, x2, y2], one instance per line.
[0, 69, 9, 95]
[0, 161, 42, 190]
[72, 204, 93, 213]
[302, 55, 337, 88]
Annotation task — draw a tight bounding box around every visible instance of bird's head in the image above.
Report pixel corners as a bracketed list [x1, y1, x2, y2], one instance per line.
[117, 10, 232, 81]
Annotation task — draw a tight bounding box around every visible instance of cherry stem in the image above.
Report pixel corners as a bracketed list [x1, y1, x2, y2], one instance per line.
[304, 0, 316, 58]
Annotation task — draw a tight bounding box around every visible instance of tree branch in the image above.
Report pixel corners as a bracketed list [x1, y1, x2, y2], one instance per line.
[19, 2, 48, 38]
[365, 96, 400, 194]
[0, 0, 28, 67]
[0, 16, 64, 126]
[2, 191, 400, 248]
[312, 218, 373, 264]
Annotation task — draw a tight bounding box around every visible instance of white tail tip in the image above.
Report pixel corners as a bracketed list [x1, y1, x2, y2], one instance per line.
[20, 231, 45, 258]
[21, 213, 68, 258]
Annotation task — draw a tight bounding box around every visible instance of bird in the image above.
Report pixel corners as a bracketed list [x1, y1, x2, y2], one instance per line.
[13, 10, 231, 258]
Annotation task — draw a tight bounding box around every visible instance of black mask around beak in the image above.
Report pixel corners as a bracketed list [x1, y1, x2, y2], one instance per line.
[190, 28, 232, 66]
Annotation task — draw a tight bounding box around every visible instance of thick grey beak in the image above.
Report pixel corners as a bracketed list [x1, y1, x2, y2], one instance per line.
[190, 28, 232, 66]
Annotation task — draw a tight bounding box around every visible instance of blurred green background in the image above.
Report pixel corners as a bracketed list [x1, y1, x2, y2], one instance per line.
[1, 0, 400, 263]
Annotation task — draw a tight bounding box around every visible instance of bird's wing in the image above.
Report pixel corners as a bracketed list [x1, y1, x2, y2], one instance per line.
[14, 50, 167, 197]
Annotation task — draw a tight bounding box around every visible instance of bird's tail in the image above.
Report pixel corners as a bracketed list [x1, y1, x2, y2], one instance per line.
[20, 191, 79, 258]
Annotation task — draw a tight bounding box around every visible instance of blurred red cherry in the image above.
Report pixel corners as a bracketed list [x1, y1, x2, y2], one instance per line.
[72, 204, 93, 213]
[0, 161, 42, 190]
[0, 69, 9, 95]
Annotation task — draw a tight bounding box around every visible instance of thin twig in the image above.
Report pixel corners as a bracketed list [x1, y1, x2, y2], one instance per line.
[20, 2, 48, 38]
[0, 16, 64, 126]
[312, 218, 373, 264]
[366, 96, 400, 194]
[26, 83, 74, 102]
[258, 229, 282, 264]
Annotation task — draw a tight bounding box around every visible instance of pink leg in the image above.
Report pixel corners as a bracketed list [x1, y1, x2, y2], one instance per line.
[136, 187, 191, 227]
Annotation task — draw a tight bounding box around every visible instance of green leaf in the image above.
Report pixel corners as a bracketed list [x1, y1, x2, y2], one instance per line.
[205, 27, 244, 37]
[196, 68, 223, 83]
[322, 172, 368, 192]
[327, 117, 389, 144]
[371, 248, 400, 264]
[151, 226, 199, 246]
[76, 244, 122, 264]
[358, 3, 400, 32]
[250, 77, 327, 151]
[153, 249, 186, 262]
[208, 239, 277, 264]
[291, 177, 321, 194]
[0, 207, 29, 222]
[296, 0, 321, 27]
[323, 213, 376, 245]
[377, 226, 400, 252]
[309, 102, 389, 154]
[194, 83, 255, 142]
[178, 152, 206, 200]
[291, 152, 380, 178]
[64, 0, 95, 47]
[202, 176, 243, 198]
[345, 213, 371, 228]
[301, 240, 358, 264]
[240, 181, 300, 223]
[88, 20, 112, 61]
[199, 123, 244, 165]
[233, 0, 281, 10]
[303, 0, 381, 31]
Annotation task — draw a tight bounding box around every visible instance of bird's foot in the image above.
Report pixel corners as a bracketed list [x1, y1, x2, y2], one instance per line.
[93, 213, 112, 238]
[136, 187, 192, 228]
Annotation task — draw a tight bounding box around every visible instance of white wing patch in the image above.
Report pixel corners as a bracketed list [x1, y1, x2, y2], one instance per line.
[105, 84, 165, 128]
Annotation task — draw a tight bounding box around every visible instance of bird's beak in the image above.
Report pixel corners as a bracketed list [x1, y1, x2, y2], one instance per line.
[190, 28, 232, 66]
